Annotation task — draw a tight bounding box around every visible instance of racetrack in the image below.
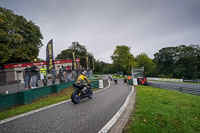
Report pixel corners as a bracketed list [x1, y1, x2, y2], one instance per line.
[0, 79, 132, 133]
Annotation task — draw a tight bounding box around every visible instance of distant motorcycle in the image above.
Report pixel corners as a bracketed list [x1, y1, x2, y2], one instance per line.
[71, 83, 93, 104]
[108, 76, 112, 81]
[114, 78, 118, 84]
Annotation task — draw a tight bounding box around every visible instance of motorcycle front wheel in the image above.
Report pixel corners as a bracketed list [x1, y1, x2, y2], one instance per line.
[88, 89, 93, 99]
[71, 90, 80, 104]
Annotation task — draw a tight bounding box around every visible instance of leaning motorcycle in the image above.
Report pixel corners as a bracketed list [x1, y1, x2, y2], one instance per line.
[71, 83, 93, 104]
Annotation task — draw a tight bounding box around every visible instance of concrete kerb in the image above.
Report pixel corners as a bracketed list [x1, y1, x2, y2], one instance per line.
[0, 81, 111, 125]
[98, 85, 136, 133]
[109, 85, 136, 133]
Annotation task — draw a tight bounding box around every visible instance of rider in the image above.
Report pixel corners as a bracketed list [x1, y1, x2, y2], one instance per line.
[76, 71, 91, 90]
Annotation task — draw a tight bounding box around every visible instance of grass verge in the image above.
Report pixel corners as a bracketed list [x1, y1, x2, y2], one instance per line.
[124, 85, 200, 133]
[0, 87, 98, 120]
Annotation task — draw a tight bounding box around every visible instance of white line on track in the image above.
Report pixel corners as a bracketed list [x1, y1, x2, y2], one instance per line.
[98, 85, 134, 133]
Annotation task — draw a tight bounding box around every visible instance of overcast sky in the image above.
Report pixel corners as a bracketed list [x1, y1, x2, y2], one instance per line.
[1, 0, 200, 63]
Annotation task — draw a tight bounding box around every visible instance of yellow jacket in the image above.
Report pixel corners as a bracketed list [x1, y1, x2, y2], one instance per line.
[76, 74, 90, 84]
[40, 68, 47, 76]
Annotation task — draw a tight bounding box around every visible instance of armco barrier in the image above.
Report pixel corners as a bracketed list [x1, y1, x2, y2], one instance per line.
[0, 80, 99, 110]
[128, 79, 133, 85]
[147, 82, 200, 96]
[0, 93, 21, 110]
[92, 80, 99, 88]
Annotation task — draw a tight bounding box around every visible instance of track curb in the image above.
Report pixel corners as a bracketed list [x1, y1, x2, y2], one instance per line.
[98, 85, 136, 133]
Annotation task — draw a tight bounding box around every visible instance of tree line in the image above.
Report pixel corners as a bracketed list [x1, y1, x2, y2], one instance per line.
[1, 7, 200, 79]
[105, 44, 200, 79]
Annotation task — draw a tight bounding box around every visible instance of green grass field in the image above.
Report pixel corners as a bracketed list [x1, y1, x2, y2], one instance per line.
[0, 88, 98, 120]
[124, 85, 200, 133]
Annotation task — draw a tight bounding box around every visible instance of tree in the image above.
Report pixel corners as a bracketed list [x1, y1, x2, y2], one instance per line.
[94, 60, 107, 73]
[0, 7, 43, 65]
[111, 45, 137, 75]
[136, 53, 156, 76]
[102, 64, 114, 74]
[56, 42, 94, 69]
[154, 45, 200, 79]
[154, 47, 177, 77]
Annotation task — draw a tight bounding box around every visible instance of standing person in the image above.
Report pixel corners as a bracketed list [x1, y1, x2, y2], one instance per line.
[65, 65, 72, 81]
[40, 65, 47, 86]
[63, 69, 67, 82]
[24, 65, 31, 89]
[31, 64, 39, 88]
[50, 66, 56, 84]
[58, 65, 62, 83]
[61, 64, 64, 70]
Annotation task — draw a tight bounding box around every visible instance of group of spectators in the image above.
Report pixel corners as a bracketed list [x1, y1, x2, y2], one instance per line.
[23, 64, 74, 90]
[58, 65, 73, 83]
[23, 65, 40, 89]
[23, 64, 93, 90]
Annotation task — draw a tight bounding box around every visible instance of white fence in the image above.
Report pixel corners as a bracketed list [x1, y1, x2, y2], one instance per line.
[147, 77, 183, 82]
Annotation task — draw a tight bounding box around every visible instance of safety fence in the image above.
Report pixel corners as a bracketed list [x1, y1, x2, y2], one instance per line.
[147, 77, 183, 82]
[147, 77, 200, 83]
[147, 82, 200, 96]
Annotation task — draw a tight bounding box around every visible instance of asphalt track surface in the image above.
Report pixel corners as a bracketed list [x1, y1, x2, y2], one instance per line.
[148, 81, 200, 89]
[0, 79, 132, 133]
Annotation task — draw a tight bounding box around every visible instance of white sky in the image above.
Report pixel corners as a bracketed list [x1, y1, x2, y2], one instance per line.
[1, 0, 200, 63]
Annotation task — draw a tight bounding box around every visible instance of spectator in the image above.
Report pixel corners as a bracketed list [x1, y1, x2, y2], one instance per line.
[58, 65, 64, 83]
[50, 67, 56, 84]
[24, 65, 31, 89]
[66, 65, 72, 81]
[40, 65, 47, 86]
[31, 64, 39, 88]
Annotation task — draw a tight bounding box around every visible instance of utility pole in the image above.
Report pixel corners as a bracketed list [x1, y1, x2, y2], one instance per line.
[131, 68, 134, 85]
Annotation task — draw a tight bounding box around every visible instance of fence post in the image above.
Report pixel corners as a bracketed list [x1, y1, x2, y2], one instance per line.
[17, 71, 19, 92]
[180, 87, 182, 92]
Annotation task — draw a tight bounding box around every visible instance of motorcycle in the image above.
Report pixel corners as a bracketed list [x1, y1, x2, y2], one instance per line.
[114, 78, 118, 84]
[71, 83, 93, 104]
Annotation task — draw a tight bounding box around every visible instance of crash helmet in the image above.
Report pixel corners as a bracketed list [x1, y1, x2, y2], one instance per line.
[81, 71, 87, 76]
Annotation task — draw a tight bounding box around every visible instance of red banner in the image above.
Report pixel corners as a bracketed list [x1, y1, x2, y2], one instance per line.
[4, 59, 80, 69]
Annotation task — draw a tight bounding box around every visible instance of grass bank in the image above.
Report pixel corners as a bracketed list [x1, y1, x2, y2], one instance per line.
[0, 88, 98, 120]
[124, 85, 200, 133]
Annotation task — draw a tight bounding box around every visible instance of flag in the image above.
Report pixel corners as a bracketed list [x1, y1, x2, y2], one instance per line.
[86, 57, 89, 70]
[72, 51, 77, 70]
[92, 59, 95, 71]
[46, 39, 55, 70]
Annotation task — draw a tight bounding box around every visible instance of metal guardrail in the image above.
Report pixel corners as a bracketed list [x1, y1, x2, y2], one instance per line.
[147, 82, 200, 96]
